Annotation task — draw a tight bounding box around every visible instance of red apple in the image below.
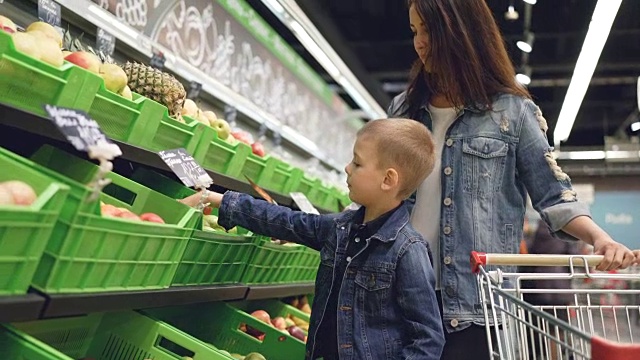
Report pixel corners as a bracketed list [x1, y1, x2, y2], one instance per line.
[231, 130, 253, 145]
[251, 142, 266, 157]
[251, 310, 271, 324]
[271, 316, 287, 330]
[117, 210, 141, 221]
[140, 212, 165, 224]
[100, 204, 123, 217]
[65, 51, 101, 73]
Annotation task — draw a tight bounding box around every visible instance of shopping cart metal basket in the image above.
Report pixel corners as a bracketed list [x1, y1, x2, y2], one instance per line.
[471, 251, 640, 360]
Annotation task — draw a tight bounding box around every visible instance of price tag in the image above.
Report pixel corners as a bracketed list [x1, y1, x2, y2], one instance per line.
[96, 28, 116, 58]
[188, 81, 202, 99]
[150, 49, 166, 70]
[38, 0, 61, 27]
[158, 148, 212, 188]
[224, 104, 237, 125]
[44, 105, 118, 153]
[290, 192, 320, 215]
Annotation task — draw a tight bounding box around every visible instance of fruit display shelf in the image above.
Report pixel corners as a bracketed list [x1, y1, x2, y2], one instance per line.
[0, 102, 333, 214]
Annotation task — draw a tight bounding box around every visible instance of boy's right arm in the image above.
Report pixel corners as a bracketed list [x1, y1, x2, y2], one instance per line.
[203, 190, 327, 251]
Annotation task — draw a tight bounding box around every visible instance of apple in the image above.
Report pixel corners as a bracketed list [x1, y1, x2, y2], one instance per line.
[225, 134, 239, 146]
[0, 185, 14, 205]
[181, 99, 198, 118]
[203, 110, 217, 123]
[271, 317, 287, 330]
[251, 310, 271, 324]
[117, 210, 141, 221]
[251, 142, 266, 157]
[11, 32, 41, 60]
[231, 130, 253, 145]
[100, 204, 123, 217]
[65, 51, 101, 73]
[287, 326, 306, 342]
[2, 181, 37, 205]
[120, 85, 133, 100]
[0, 15, 17, 33]
[26, 21, 62, 48]
[284, 318, 295, 328]
[210, 118, 231, 140]
[195, 109, 210, 126]
[140, 212, 165, 224]
[99, 63, 128, 93]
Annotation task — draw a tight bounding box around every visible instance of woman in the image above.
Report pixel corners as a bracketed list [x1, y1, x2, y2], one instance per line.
[387, 1, 637, 359]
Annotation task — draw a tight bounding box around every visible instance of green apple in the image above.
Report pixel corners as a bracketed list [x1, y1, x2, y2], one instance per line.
[210, 118, 231, 140]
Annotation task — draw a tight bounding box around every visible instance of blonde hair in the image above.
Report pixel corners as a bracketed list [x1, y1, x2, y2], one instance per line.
[357, 118, 435, 199]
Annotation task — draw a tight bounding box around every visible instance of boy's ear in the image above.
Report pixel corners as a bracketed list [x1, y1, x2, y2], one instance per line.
[381, 168, 399, 191]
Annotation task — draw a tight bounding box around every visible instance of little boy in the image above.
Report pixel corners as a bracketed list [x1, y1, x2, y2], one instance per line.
[204, 118, 444, 360]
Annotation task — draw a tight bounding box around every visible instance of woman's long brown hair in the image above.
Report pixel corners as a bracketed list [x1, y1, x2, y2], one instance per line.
[403, 0, 530, 119]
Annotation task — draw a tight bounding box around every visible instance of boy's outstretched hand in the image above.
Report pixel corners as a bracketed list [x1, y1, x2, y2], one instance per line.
[179, 190, 224, 208]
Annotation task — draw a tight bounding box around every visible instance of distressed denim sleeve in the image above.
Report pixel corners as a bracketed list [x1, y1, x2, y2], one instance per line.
[396, 239, 445, 360]
[218, 191, 327, 251]
[516, 100, 591, 241]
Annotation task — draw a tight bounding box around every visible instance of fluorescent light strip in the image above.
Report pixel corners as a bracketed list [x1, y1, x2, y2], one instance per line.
[554, 0, 622, 145]
[263, 0, 386, 120]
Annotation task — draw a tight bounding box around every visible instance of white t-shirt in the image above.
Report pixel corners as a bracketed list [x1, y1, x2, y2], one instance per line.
[410, 104, 459, 290]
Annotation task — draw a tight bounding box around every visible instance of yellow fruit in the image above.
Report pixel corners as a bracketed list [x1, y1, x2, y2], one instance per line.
[26, 22, 62, 47]
[11, 32, 41, 60]
[0, 15, 17, 33]
[182, 99, 198, 118]
[120, 85, 133, 100]
[99, 63, 128, 93]
[36, 36, 64, 67]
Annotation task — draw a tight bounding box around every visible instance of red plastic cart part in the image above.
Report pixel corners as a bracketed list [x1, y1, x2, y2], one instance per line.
[591, 336, 640, 360]
[471, 251, 487, 274]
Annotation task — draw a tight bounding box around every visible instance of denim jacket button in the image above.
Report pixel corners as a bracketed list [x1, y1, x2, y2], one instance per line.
[444, 167, 452, 175]
[443, 256, 452, 265]
[443, 226, 452, 235]
[443, 197, 452, 206]
[450, 319, 459, 328]
[346, 256, 352, 262]
[354, 237, 360, 243]
[445, 286, 455, 297]
[446, 138, 454, 147]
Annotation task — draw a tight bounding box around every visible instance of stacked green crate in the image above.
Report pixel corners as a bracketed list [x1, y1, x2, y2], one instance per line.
[0, 148, 69, 295]
[0, 31, 101, 117]
[0, 311, 233, 359]
[23, 145, 199, 293]
[241, 238, 308, 285]
[194, 126, 252, 178]
[131, 167, 258, 286]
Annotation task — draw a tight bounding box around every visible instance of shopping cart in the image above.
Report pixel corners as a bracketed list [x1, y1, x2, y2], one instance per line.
[470, 251, 640, 360]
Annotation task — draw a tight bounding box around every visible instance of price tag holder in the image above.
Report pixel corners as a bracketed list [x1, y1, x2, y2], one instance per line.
[188, 81, 202, 99]
[38, 0, 61, 27]
[44, 105, 122, 201]
[96, 28, 116, 58]
[290, 192, 320, 215]
[158, 148, 213, 189]
[150, 49, 166, 70]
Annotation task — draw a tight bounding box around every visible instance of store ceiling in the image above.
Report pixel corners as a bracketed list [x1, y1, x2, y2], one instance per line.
[247, 0, 640, 148]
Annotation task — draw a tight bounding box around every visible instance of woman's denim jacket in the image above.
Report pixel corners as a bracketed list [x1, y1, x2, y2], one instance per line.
[388, 92, 590, 332]
[218, 192, 445, 359]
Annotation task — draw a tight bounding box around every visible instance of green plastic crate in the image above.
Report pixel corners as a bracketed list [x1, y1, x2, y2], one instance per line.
[130, 167, 259, 286]
[149, 301, 305, 360]
[88, 85, 167, 144]
[241, 153, 276, 186]
[236, 299, 310, 324]
[311, 185, 333, 211]
[194, 127, 251, 178]
[25, 145, 199, 293]
[292, 174, 320, 203]
[291, 247, 320, 283]
[264, 159, 300, 195]
[0, 148, 69, 295]
[137, 113, 213, 163]
[0, 311, 232, 359]
[241, 238, 309, 285]
[0, 31, 101, 117]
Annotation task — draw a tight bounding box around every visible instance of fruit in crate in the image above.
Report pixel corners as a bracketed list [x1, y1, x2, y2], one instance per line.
[0, 181, 37, 205]
[287, 325, 306, 342]
[140, 212, 165, 223]
[210, 118, 231, 140]
[121, 62, 186, 118]
[65, 51, 101, 73]
[11, 32, 40, 59]
[26, 21, 62, 47]
[35, 35, 64, 67]
[231, 130, 253, 145]
[99, 63, 128, 93]
[120, 85, 133, 100]
[100, 203, 166, 223]
[251, 310, 271, 324]
[195, 109, 210, 126]
[0, 15, 17, 33]
[181, 99, 198, 118]
[251, 142, 266, 157]
[244, 353, 267, 360]
[271, 316, 287, 330]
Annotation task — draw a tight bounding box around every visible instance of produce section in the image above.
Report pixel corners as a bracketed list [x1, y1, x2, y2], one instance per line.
[0, 3, 335, 359]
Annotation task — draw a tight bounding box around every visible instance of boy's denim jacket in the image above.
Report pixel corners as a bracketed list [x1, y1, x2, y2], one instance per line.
[388, 92, 590, 332]
[219, 192, 445, 360]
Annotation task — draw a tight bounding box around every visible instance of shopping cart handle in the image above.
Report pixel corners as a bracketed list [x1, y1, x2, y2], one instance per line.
[470, 251, 604, 273]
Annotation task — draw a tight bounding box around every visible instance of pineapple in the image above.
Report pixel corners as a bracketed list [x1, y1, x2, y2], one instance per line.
[121, 62, 186, 118]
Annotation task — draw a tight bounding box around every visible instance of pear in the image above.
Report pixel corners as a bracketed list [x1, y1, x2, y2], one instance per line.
[30, 33, 63, 67]
[26, 21, 62, 48]
[11, 32, 41, 60]
[99, 63, 128, 93]
[120, 85, 133, 100]
[181, 99, 198, 118]
[195, 109, 210, 126]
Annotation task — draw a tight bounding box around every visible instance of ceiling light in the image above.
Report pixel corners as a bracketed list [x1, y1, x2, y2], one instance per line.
[523, 0, 537, 4]
[516, 32, 535, 53]
[516, 65, 532, 85]
[504, 5, 519, 21]
[554, 0, 622, 145]
[631, 122, 640, 132]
